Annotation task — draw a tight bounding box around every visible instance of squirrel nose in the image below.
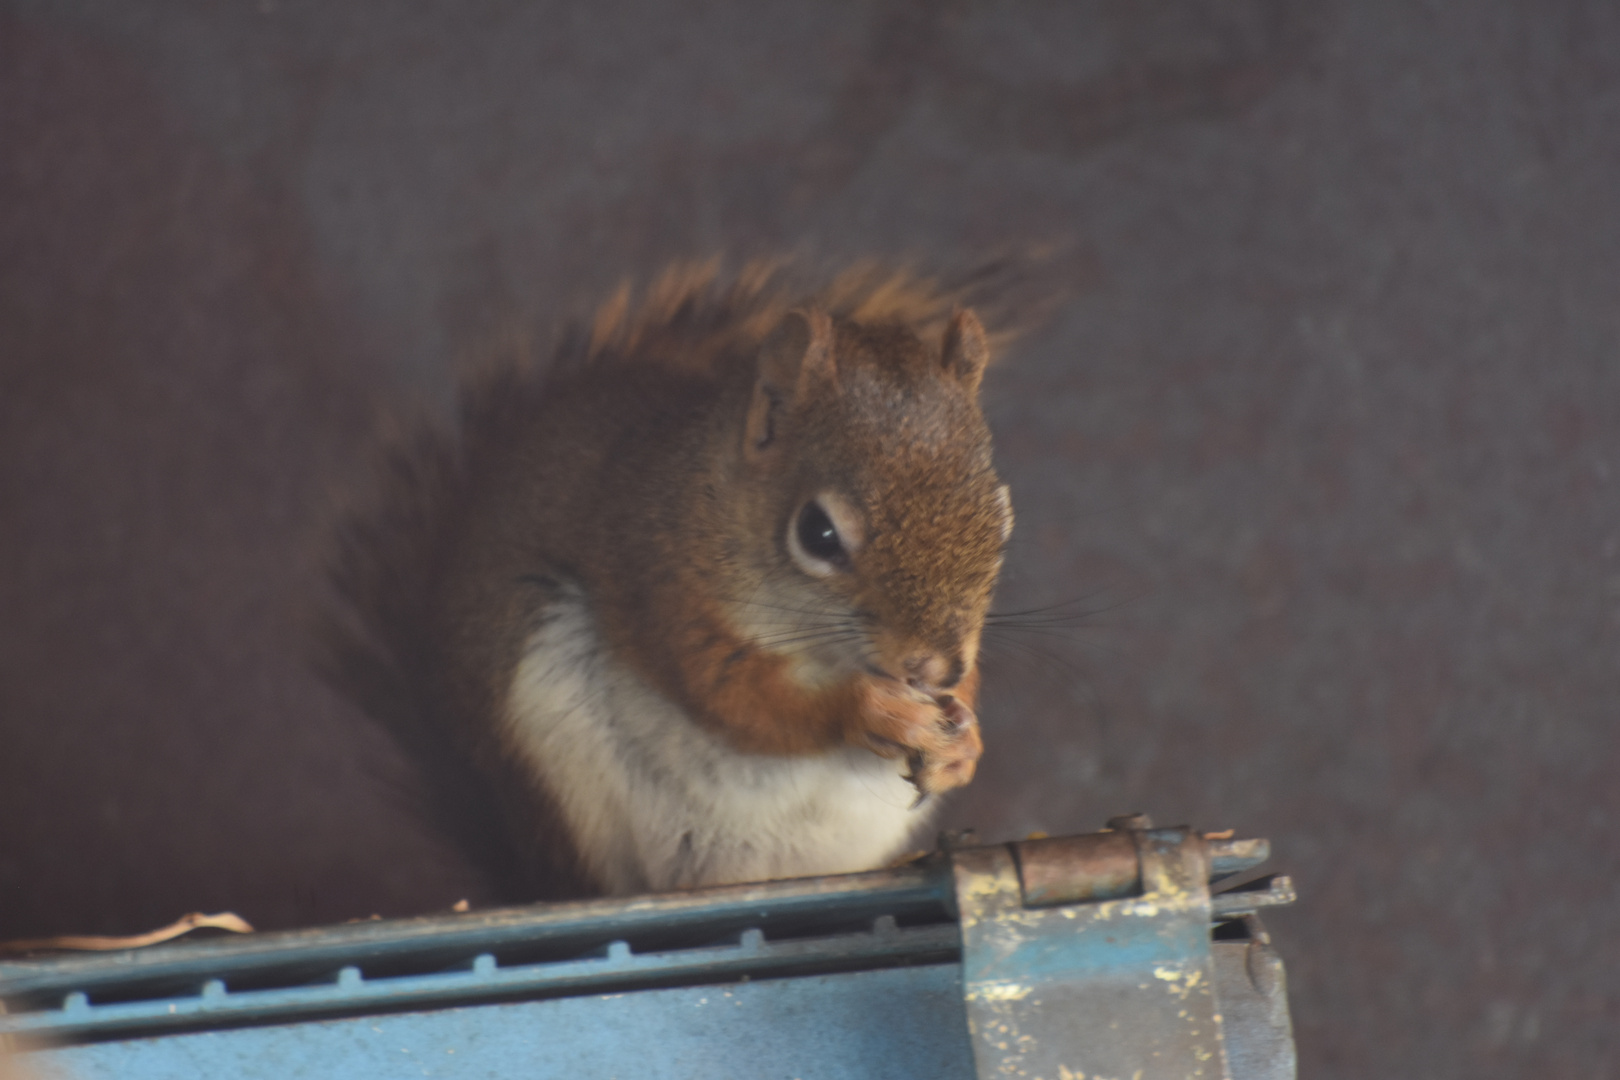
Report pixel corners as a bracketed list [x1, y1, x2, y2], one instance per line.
[904, 653, 963, 692]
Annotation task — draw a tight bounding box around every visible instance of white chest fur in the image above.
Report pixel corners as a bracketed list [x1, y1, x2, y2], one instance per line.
[502, 592, 934, 895]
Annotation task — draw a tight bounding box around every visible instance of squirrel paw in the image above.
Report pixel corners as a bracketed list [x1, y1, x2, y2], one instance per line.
[856, 680, 983, 796]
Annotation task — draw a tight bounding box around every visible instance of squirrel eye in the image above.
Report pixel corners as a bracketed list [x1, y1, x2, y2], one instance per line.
[795, 501, 846, 566]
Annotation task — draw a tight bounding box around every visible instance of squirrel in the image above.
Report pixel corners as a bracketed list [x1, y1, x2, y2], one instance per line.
[325, 262, 1016, 902]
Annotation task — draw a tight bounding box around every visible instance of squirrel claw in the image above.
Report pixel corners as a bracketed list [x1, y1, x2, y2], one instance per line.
[936, 694, 972, 734]
[859, 678, 983, 797]
[901, 748, 929, 805]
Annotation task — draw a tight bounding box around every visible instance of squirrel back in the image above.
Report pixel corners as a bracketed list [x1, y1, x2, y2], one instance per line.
[325, 260, 1020, 901]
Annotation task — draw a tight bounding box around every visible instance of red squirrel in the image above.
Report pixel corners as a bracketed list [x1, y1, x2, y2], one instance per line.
[326, 263, 1015, 900]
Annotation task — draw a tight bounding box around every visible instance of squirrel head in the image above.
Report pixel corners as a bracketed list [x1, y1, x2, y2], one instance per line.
[728, 307, 1012, 695]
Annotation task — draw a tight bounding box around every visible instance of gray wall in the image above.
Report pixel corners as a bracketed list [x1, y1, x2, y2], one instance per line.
[3, 2, 1616, 1075]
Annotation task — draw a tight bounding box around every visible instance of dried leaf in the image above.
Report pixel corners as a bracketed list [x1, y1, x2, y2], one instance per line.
[0, 912, 254, 956]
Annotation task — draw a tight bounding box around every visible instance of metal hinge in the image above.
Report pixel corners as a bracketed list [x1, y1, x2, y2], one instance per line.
[951, 815, 1295, 1080]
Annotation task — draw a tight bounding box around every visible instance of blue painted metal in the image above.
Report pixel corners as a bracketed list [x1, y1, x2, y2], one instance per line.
[1, 825, 1294, 1078]
[0, 863, 953, 1015]
[3, 919, 955, 1042]
[33, 966, 977, 1080]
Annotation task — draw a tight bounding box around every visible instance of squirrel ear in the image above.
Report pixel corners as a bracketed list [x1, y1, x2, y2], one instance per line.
[942, 309, 990, 395]
[746, 310, 834, 460]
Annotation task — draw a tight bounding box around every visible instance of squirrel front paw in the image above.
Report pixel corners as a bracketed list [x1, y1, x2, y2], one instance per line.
[854, 679, 983, 795]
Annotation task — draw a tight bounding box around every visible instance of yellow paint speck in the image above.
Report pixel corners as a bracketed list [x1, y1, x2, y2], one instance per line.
[971, 981, 1035, 1002]
[1153, 965, 1204, 1000]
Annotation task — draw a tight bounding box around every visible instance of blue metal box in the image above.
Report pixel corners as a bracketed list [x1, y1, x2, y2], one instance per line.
[2, 821, 1295, 1079]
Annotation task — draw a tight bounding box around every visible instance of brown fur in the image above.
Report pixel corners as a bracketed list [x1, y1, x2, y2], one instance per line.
[326, 260, 1018, 899]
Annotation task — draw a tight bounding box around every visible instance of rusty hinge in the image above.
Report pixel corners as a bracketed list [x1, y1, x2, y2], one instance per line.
[951, 814, 1295, 1080]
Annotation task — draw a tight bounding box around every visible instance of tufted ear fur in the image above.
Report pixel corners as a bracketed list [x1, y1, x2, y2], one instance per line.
[745, 309, 835, 462]
[941, 309, 990, 396]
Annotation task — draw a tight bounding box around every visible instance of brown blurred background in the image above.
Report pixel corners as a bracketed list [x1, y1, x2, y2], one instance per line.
[2, 2, 1617, 1075]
